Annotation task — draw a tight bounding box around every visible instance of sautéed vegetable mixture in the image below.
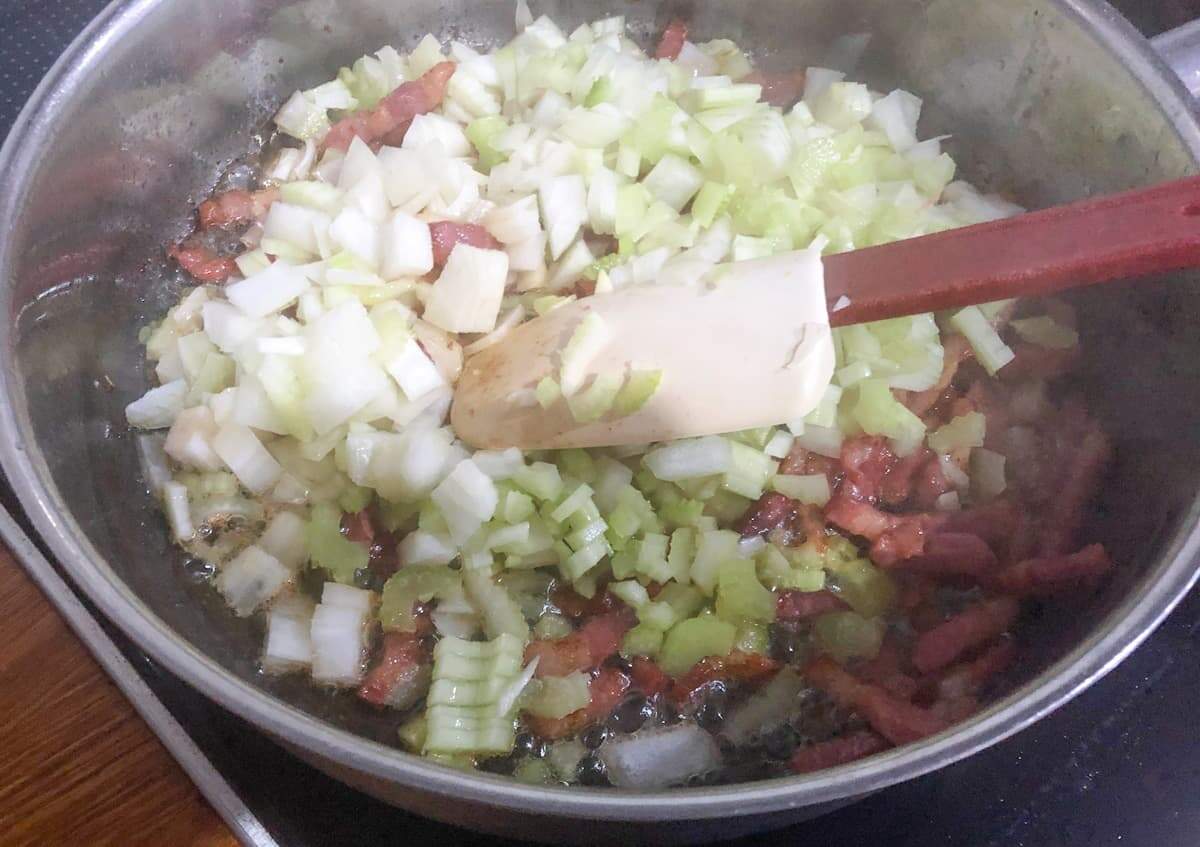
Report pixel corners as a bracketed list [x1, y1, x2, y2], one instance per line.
[125, 9, 1114, 788]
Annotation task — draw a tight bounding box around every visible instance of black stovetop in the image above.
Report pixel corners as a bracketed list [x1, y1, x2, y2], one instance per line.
[2, 1, 1199, 844]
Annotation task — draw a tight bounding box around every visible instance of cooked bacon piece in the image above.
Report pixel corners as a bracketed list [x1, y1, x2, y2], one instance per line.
[341, 509, 375, 545]
[840, 436, 897, 502]
[357, 632, 431, 709]
[776, 589, 848, 621]
[198, 187, 278, 229]
[823, 493, 933, 567]
[791, 503, 830, 550]
[525, 668, 632, 739]
[654, 19, 688, 60]
[789, 730, 889, 774]
[936, 638, 1017, 701]
[737, 491, 795, 539]
[1036, 421, 1111, 556]
[429, 221, 502, 266]
[912, 597, 1020, 674]
[168, 241, 238, 283]
[888, 532, 997, 578]
[903, 335, 973, 418]
[630, 656, 672, 697]
[551, 584, 617, 619]
[324, 61, 456, 151]
[879, 447, 935, 508]
[525, 608, 636, 678]
[853, 637, 919, 700]
[912, 453, 954, 510]
[806, 656, 947, 745]
[934, 499, 1022, 554]
[992, 544, 1112, 597]
[744, 70, 807, 108]
[669, 651, 780, 707]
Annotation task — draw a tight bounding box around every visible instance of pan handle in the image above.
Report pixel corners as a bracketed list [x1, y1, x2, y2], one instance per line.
[1152, 20, 1200, 98]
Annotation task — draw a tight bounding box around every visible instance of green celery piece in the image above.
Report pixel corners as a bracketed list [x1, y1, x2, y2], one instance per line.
[658, 616, 737, 677]
[715, 559, 777, 623]
[813, 610, 884, 663]
[466, 116, 509, 172]
[379, 565, 461, 631]
[305, 503, 368, 585]
[622, 623, 665, 658]
[735, 621, 770, 655]
[824, 557, 896, 619]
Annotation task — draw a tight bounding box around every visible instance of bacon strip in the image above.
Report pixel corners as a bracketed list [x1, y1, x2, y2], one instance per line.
[736, 491, 795, 539]
[428, 221, 502, 267]
[744, 70, 807, 109]
[936, 638, 1017, 701]
[357, 632, 431, 709]
[324, 61, 456, 152]
[525, 608, 635, 678]
[630, 656, 672, 697]
[888, 532, 997, 578]
[1036, 422, 1111, 556]
[789, 731, 889, 774]
[991, 544, 1112, 596]
[524, 668, 632, 739]
[654, 19, 688, 60]
[912, 597, 1020, 674]
[806, 657, 947, 745]
[168, 241, 238, 283]
[198, 188, 278, 229]
[669, 651, 779, 707]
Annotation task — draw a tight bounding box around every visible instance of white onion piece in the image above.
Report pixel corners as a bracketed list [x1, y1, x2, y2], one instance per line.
[721, 667, 805, 747]
[164, 406, 223, 471]
[398, 530, 458, 567]
[216, 545, 290, 617]
[258, 511, 308, 570]
[423, 244, 510, 334]
[125, 379, 187, 429]
[262, 595, 315, 674]
[381, 211, 434, 278]
[599, 724, 722, 790]
[212, 423, 283, 494]
[161, 480, 195, 542]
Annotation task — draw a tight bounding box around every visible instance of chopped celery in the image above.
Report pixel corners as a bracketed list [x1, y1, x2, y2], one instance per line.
[825, 557, 896, 619]
[609, 579, 651, 609]
[927, 411, 986, 454]
[466, 116, 510, 172]
[770, 473, 831, 506]
[704, 489, 751, 524]
[534, 611, 575, 640]
[692, 181, 736, 227]
[550, 482, 596, 523]
[561, 538, 609, 580]
[613, 369, 663, 416]
[656, 582, 705, 619]
[463, 569, 530, 640]
[514, 757, 557, 785]
[337, 484, 373, 514]
[380, 565, 461, 631]
[502, 490, 536, 524]
[715, 559, 776, 623]
[734, 621, 770, 655]
[633, 532, 672, 583]
[950, 305, 1015, 375]
[566, 372, 623, 422]
[512, 462, 564, 502]
[658, 616, 737, 676]
[722, 440, 777, 499]
[690, 528, 743, 595]
[584, 76, 614, 107]
[524, 671, 591, 719]
[667, 527, 696, 583]
[622, 623, 665, 657]
[853, 379, 927, 456]
[305, 503, 368, 584]
[536, 377, 562, 409]
[813, 610, 884, 663]
[557, 449, 596, 484]
[425, 634, 529, 755]
[398, 715, 428, 752]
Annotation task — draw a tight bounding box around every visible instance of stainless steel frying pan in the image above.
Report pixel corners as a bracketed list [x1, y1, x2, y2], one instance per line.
[3, 1, 1200, 842]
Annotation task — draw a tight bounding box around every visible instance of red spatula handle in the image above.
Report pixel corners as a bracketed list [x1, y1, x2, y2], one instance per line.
[824, 175, 1200, 328]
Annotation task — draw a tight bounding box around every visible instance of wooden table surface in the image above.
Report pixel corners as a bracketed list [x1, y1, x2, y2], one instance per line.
[0, 544, 237, 847]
